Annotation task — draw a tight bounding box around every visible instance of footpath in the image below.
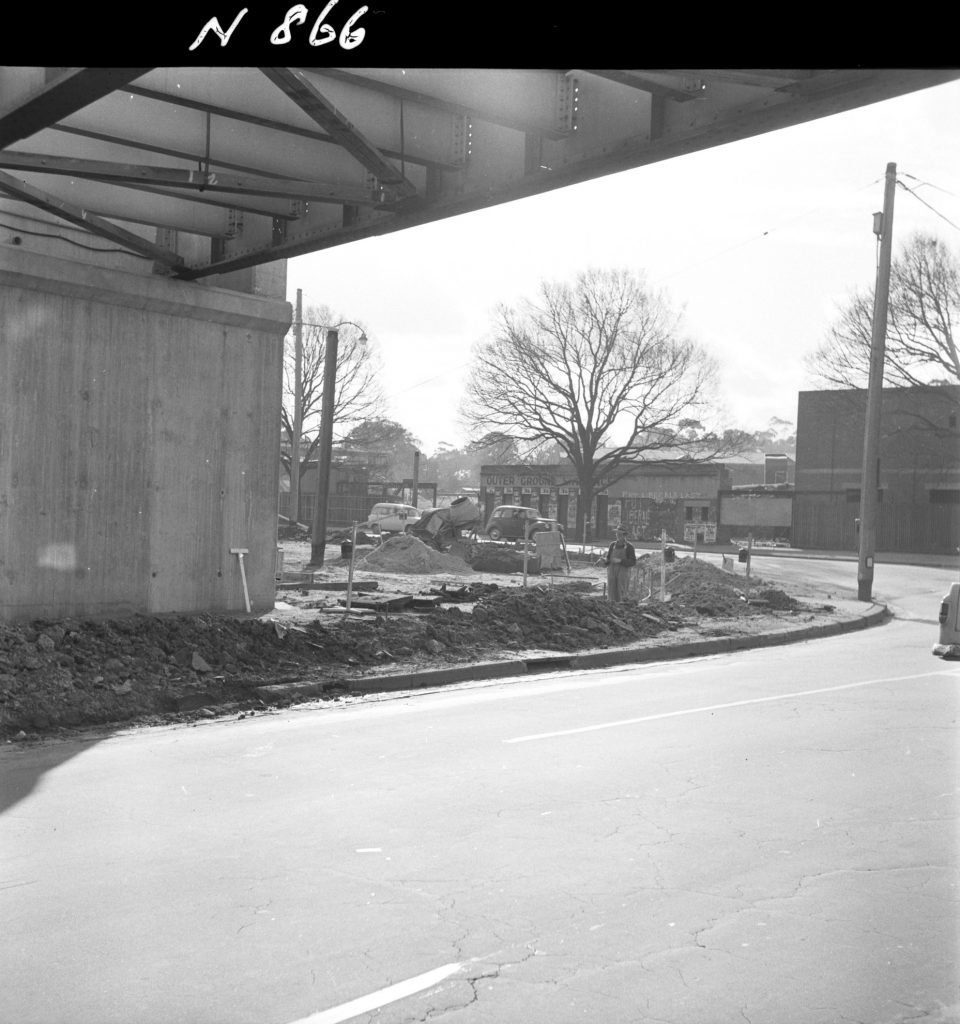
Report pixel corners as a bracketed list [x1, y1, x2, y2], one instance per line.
[726, 547, 957, 570]
[255, 597, 890, 707]
[580, 542, 958, 572]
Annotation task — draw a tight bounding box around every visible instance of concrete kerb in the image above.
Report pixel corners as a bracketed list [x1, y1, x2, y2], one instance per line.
[569, 603, 890, 670]
[254, 603, 891, 704]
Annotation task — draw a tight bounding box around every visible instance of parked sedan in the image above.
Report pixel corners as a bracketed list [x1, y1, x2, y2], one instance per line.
[365, 503, 422, 534]
[483, 505, 563, 542]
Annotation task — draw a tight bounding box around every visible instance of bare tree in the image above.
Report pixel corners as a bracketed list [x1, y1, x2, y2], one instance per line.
[807, 232, 959, 390]
[464, 268, 748, 534]
[281, 303, 384, 522]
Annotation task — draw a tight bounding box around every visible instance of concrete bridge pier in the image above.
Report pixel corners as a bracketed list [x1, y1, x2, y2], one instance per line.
[0, 244, 291, 623]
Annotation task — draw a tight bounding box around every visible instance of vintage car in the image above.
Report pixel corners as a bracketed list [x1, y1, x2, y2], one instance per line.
[483, 505, 563, 542]
[364, 502, 422, 534]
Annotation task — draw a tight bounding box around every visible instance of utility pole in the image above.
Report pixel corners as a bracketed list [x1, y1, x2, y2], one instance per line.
[307, 328, 340, 569]
[411, 450, 420, 508]
[289, 288, 303, 525]
[857, 162, 897, 602]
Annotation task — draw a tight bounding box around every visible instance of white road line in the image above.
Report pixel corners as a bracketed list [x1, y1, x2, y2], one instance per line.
[505, 671, 954, 744]
[289, 962, 463, 1024]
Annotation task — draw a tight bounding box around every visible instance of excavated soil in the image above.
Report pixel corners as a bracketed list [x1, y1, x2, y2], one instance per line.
[356, 534, 474, 575]
[1, 556, 837, 739]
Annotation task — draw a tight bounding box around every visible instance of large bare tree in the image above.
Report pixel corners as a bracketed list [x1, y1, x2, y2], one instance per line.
[282, 303, 384, 523]
[807, 232, 959, 391]
[464, 268, 747, 533]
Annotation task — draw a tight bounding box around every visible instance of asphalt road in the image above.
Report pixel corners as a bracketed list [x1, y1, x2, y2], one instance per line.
[2, 559, 958, 1024]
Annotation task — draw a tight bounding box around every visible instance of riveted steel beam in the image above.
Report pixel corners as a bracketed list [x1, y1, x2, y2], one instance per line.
[581, 70, 703, 102]
[0, 168, 184, 269]
[124, 84, 456, 171]
[259, 67, 417, 196]
[0, 68, 153, 149]
[0, 151, 382, 206]
[304, 67, 573, 140]
[51, 124, 318, 185]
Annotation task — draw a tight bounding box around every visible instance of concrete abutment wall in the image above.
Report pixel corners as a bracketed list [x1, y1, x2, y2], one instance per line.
[0, 246, 291, 622]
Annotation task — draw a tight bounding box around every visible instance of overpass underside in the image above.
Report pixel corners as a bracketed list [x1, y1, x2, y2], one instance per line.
[0, 67, 956, 620]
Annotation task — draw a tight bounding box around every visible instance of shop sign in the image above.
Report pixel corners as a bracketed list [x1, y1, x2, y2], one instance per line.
[480, 473, 555, 487]
[647, 491, 709, 500]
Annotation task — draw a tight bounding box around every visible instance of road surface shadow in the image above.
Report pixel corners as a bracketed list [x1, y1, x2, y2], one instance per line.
[0, 732, 109, 816]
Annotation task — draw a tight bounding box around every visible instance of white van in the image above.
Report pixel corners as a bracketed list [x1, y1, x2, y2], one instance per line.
[365, 503, 421, 534]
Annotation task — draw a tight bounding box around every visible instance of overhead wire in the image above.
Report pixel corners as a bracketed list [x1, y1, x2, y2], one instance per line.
[390, 355, 478, 396]
[654, 176, 885, 283]
[899, 171, 958, 200]
[892, 181, 957, 236]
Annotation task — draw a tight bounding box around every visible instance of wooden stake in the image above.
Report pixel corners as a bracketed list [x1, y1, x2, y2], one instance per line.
[230, 547, 251, 613]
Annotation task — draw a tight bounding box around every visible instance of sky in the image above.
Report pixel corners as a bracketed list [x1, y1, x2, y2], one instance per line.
[286, 78, 960, 456]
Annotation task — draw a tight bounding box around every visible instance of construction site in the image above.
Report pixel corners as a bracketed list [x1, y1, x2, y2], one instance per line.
[0, 528, 861, 739]
[2, 68, 946, 741]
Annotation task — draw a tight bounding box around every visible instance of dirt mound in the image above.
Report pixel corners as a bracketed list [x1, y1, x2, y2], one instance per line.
[356, 534, 474, 575]
[642, 555, 799, 617]
[0, 609, 482, 735]
[0, 587, 679, 735]
[0, 555, 813, 738]
[0, 588, 653, 734]
[472, 587, 680, 647]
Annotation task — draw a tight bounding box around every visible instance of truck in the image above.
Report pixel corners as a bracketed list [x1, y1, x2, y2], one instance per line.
[410, 496, 482, 551]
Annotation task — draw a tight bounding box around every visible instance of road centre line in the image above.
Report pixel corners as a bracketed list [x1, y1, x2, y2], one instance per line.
[289, 962, 463, 1024]
[505, 671, 954, 744]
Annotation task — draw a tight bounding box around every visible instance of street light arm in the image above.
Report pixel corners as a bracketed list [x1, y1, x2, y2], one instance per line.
[295, 317, 369, 344]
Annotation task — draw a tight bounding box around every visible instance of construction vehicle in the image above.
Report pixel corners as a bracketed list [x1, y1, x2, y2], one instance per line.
[410, 496, 482, 551]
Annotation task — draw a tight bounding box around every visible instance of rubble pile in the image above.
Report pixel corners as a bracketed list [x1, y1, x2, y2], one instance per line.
[754, 588, 803, 610]
[429, 583, 501, 602]
[356, 535, 474, 575]
[0, 615, 339, 733]
[0, 610, 489, 735]
[469, 543, 540, 574]
[0, 587, 678, 735]
[473, 587, 681, 647]
[643, 556, 799, 617]
[0, 555, 816, 738]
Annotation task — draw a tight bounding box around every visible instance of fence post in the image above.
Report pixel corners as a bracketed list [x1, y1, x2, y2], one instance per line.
[660, 529, 666, 601]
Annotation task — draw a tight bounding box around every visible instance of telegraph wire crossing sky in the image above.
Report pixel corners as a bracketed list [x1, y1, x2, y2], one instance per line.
[287, 79, 960, 454]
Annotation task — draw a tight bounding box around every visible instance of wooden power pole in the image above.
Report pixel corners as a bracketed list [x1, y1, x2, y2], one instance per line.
[289, 288, 303, 525]
[858, 162, 897, 602]
[308, 328, 340, 568]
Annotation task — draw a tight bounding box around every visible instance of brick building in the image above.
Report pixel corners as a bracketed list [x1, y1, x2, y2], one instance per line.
[793, 385, 960, 553]
[721, 451, 796, 488]
[279, 445, 436, 527]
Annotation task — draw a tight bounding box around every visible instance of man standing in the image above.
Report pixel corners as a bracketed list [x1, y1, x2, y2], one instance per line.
[603, 526, 636, 602]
